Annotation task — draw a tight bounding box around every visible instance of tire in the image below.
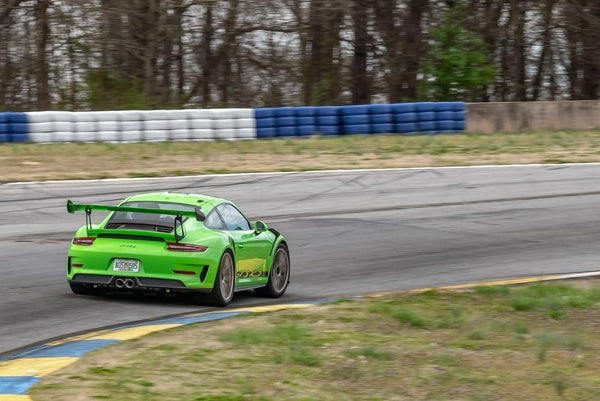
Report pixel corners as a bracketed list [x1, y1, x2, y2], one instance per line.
[255, 245, 290, 298]
[204, 251, 235, 306]
[69, 282, 101, 296]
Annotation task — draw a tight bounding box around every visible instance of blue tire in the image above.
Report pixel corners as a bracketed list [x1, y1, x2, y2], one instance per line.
[341, 114, 369, 125]
[453, 111, 466, 121]
[434, 102, 455, 112]
[417, 121, 436, 132]
[277, 125, 297, 137]
[340, 105, 370, 115]
[257, 127, 277, 139]
[275, 107, 295, 118]
[10, 122, 28, 135]
[415, 102, 435, 112]
[453, 121, 466, 131]
[450, 102, 465, 111]
[372, 123, 393, 134]
[317, 115, 338, 126]
[296, 116, 315, 126]
[297, 125, 316, 136]
[8, 112, 27, 124]
[436, 120, 455, 132]
[255, 108, 276, 119]
[276, 116, 296, 127]
[391, 103, 416, 113]
[10, 133, 28, 142]
[316, 106, 339, 116]
[318, 125, 340, 136]
[0, 122, 8, 143]
[396, 123, 418, 134]
[371, 113, 393, 124]
[417, 111, 436, 121]
[343, 124, 370, 135]
[295, 106, 316, 117]
[369, 104, 392, 114]
[437, 111, 454, 121]
[256, 117, 276, 128]
[395, 112, 417, 123]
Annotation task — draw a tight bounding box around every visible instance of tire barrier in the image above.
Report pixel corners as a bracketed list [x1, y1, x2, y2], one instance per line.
[0, 102, 465, 143]
[0, 112, 28, 143]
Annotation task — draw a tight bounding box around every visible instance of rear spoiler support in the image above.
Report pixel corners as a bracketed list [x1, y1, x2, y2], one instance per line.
[85, 206, 93, 233]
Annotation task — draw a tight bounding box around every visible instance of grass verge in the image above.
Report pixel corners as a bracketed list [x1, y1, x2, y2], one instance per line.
[3, 130, 600, 182]
[30, 280, 600, 400]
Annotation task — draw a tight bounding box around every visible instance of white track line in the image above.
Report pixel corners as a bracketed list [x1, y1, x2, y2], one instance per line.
[6, 162, 600, 186]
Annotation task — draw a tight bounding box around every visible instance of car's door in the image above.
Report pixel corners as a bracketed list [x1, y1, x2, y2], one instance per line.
[214, 204, 272, 285]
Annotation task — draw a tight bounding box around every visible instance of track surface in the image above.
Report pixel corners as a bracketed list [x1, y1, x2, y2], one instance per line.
[2, 164, 600, 354]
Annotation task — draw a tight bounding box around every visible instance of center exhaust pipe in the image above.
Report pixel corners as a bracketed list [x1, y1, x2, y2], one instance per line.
[124, 279, 135, 289]
[115, 278, 124, 288]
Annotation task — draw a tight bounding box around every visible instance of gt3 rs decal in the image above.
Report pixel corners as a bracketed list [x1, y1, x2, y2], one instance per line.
[236, 270, 268, 279]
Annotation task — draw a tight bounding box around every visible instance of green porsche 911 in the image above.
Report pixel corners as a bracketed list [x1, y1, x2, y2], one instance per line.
[66, 192, 290, 306]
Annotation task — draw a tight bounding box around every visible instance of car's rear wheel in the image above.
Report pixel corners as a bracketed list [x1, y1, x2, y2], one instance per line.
[255, 245, 290, 298]
[203, 251, 235, 306]
[69, 282, 101, 296]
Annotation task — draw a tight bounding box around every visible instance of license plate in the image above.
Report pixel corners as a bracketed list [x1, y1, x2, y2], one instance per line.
[113, 259, 140, 272]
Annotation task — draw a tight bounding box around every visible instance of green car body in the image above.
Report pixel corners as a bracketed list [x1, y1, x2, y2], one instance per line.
[66, 192, 290, 306]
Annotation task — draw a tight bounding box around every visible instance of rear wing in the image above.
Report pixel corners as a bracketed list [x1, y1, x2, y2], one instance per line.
[66, 200, 205, 242]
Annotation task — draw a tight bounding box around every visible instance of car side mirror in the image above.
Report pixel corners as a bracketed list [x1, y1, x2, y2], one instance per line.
[254, 221, 268, 234]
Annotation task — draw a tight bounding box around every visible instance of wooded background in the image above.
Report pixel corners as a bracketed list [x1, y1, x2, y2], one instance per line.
[1, 0, 599, 111]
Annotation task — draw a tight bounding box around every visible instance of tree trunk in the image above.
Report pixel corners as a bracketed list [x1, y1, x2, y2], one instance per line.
[511, 0, 527, 101]
[218, 0, 240, 106]
[201, 2, 214, 108]
[351, 0, 370, 104]
[308, 0, 324, 104]
[35, 0, 50, 110]
[580, 1, 600, 99]
[532, 0, 555, 101]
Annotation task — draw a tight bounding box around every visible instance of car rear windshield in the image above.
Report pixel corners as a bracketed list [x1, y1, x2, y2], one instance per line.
[105, 201, 196, 232]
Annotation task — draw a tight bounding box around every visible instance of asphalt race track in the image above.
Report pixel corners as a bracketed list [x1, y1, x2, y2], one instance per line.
[2, 164, 600, 354]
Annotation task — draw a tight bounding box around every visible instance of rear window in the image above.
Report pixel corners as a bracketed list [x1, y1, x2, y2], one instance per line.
[106, 201, 196, 232]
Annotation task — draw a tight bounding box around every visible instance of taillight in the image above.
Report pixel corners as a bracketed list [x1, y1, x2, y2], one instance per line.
[166, 243, 207, 252]
[73, 237, 96, 246]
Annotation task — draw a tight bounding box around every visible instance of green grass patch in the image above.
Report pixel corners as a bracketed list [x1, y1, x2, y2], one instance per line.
[29, 279, 600, 401]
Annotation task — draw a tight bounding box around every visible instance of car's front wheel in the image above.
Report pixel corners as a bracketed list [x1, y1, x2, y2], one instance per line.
[204, 251, 235, 306]
[255, 245, 290, 298]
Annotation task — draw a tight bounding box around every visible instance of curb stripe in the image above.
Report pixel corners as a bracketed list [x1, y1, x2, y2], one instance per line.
[0, 395, 33, 401]
[16, 340, 120, 359]
[0, 358, 78, 376]
[87, 324, 182, 341]
[0, 378, 38, 395]
[2, 270, 600, 399]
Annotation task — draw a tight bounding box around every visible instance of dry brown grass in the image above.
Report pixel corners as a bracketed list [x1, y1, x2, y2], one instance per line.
[3, 130, 600, 182]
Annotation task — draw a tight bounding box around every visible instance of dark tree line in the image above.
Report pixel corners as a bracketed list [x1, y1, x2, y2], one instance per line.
[1, 0, 600, 111]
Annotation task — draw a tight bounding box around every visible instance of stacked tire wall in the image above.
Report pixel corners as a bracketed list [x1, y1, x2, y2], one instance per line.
[0, 102, 465, 143]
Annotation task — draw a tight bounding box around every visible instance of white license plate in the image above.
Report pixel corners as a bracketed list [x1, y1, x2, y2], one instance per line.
[113, 259, 140, 273]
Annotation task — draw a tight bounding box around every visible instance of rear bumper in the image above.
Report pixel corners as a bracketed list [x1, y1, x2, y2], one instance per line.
[69, 274, 211, 293]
